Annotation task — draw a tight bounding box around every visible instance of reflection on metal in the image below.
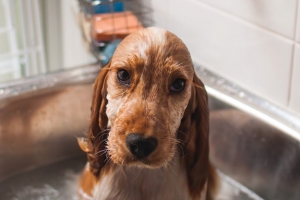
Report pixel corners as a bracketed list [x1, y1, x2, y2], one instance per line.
[217, 171, 264, 200]
[194, 64, 300, 141]
[0, 64, 100, 181]
[0, 64, 100, 100]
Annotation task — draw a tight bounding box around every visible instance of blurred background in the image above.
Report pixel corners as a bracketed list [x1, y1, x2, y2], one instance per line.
[0, 0, 299, 117]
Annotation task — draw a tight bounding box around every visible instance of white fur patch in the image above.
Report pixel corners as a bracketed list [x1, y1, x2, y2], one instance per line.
[138, 42, 148, 59]
[138, 27, 166, 61]
[93, 154, 198, 200]
[106, 93, 124, 120]
[148, 27, 167, 46]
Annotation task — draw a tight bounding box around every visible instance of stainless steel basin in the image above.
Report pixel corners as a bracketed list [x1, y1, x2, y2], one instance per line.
[0, 64, 299, 200]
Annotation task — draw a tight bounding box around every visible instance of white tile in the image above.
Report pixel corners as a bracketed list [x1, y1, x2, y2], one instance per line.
[289, 44, 300, 114]
[151, 0, 169, 28]
[200, 0, 297, 39]
[60, 0, 96, 68]
[168, 0, 293, 107]
[296, 1, 300, 42]
[0, 1, 6, 27]
[0, 33, 10, 54]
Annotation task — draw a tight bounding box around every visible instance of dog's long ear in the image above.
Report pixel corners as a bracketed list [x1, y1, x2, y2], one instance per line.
[86, 63, 110, 176]
[178, 72, 210, 199]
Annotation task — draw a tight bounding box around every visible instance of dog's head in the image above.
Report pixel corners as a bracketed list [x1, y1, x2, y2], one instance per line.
[79, 27, 209, 197]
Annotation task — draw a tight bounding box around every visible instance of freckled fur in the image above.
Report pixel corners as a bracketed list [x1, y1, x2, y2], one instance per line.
[78, 27, 218, 200]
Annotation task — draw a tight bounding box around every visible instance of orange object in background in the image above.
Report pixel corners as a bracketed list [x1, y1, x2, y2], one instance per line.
[91, 11, 143, 42]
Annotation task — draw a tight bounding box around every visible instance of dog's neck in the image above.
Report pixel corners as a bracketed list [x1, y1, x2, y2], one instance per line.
[92, 153, 207, 200]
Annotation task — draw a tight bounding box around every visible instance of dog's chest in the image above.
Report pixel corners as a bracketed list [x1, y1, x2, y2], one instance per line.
[93, 165, 192, 200]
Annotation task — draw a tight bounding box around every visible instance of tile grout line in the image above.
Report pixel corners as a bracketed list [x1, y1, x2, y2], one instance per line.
[191, 0, 295, 43]
[287, 0, 299, 108]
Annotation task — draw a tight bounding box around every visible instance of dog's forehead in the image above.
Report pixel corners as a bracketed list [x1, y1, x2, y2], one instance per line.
[116, 27, 168, 54]
[112, 28, 193, 70]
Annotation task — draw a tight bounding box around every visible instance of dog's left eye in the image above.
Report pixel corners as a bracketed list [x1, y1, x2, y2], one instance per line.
[117, 69, 131, 85]
[170, 78, 185, 92]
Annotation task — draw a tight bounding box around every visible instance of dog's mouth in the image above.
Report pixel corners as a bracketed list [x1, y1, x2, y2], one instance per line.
[110, 152, 174, 169]
[107, 133, 176, 168]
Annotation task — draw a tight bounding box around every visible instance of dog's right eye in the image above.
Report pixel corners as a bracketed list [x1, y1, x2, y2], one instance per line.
[170, 78, 185, 92]
[117, 69, 131, 85]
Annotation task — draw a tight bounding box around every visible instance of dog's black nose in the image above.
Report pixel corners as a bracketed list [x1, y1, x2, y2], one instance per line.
[126, 134, 158, 159]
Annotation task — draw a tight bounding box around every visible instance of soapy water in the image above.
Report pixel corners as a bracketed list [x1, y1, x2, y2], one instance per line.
[0, 156, 263, 200]
[0, 157, 84, 200]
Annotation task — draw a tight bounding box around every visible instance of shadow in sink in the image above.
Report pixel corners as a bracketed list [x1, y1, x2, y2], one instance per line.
[210, 96, 300, 200]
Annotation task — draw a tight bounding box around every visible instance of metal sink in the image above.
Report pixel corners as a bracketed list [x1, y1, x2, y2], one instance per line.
[0, 64, 299, 200]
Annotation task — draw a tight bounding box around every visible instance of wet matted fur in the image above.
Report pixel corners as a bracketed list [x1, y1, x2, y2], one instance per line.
[77, 27, 218, 200]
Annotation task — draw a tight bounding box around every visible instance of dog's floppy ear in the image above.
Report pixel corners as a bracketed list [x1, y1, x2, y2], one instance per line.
[178, 72, 210, 199]
[85, 63, 110, 176]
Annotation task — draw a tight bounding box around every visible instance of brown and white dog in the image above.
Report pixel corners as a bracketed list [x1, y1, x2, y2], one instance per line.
[77, 27, 218, 200]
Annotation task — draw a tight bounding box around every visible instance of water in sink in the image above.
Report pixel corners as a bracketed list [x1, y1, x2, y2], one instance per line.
[0, 156, 263, 200]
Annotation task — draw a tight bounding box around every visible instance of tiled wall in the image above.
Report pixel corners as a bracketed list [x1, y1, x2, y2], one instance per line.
[151, 0, 300, 115]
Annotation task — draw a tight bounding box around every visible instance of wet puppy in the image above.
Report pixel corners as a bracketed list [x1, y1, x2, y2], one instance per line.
[77, 27, 217, 200]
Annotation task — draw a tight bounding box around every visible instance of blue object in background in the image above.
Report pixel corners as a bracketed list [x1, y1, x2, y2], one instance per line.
[100, 39, 122, 65]
[93, 0, 124, 14]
